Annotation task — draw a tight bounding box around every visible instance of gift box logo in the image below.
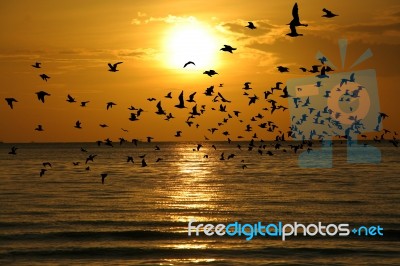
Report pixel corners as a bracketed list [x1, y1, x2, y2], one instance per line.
[286, 39, 382, 168]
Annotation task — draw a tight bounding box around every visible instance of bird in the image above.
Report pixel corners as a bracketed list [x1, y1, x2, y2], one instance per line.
[80, 101, 89, 107]
[31, 62, 41, 68]
[246, 22, 256, 29]
[108, 62, 123, 72]
[322, 8, 338, 18]
[309, 65, 321, 73]
[175, 91, 186, 109]
[187, 92, 196, 103]
[99, 124, 108, 128]
[183, 61, 195, 68]
[129, 113, 139, 121]
[277, 66, 289, 73]
[220, 45, 237, 53]
[43, 162, 52, 168]
[66, 94, 76, 103]
[5, 98, 17, 109]
[243, 82, 252, 90]
[101, 173, 108, 184]
[203, 70, 218, 77]
[36, 91, 51, 103]
[35, 125, 44, 131]
[74, 120, 82, 129]
[165, 92, 172, 99]
[8, 146, 17, 155]
[106, 102, 116, 110]
[175, 131, 182, 137]
[287, 3, 308, 37]
[40, 169, 47, 177]
[40, 74, 50, 81]
[155, 101, 166, 115]
[147, 98, 157, 102]
[147, 136, 154, 143]
[127, 156, 134, 163]
[86, 154, 97, 164]
[141, 159, 147, 167]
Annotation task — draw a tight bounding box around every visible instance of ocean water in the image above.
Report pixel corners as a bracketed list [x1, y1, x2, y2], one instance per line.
[0, 141, 399, 265]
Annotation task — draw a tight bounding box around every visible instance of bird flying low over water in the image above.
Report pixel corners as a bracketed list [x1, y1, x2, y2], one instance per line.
[5, 98, 17, 109]
[101, 173, 108, 184]
[322, 8, 338, 18]
[40, 169, 47, 177]
[203, 70, 218, 77]
[36, 91, 51, 103]
[246, 22, 256, 29]
[108, 62, 123, 72]
[8, 146, 17, 155]
[220, 45, 237, 53]
[183, 61, 195, 68]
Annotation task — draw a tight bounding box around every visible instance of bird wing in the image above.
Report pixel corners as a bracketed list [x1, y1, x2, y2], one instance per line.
[178, 91, 184, 105]
[292, 3, 300, 23]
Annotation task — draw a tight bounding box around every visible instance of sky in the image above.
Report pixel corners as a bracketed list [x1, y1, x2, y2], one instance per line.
[0, 0, 399, 142]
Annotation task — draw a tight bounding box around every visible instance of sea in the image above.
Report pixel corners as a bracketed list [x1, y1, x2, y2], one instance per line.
[0, 141, 399, 265]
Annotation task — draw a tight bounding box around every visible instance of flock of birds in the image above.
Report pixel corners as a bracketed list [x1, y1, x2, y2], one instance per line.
[3, 3, 398, 184]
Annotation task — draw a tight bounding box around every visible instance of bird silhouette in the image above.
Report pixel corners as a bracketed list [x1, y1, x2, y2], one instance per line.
[287, 3, 307, 37]
[101, 173, 108, 184]
[220, 45, 237, 53]
[155, 101, 166, 115]
[141, 158, 147, 167]
[8, 146, 17, 155]
[129, 113, 139, 121]
[277, 66, 289, 73]
[40, 74, 50, 81]
[246, 22, 256, 29]
[86, 154, 97, 164]
[36, 91, 51, 103]
[108, 62, 123, 72]
[80, 101, 89, 107]
[43, 162, 52, 168]
[175, 131, 182, 137]
[66, 94, 76, 103]
[322, 8, 338, 18]
[5, 98, 17, 109]
[40, 169, 47, 177]
[75, 120, 82, 129]
[187, 92, 196, 103]
[106, 102, 116, 110]
[183, 61, 195, 68]
[35, 125, 44, 131]
[203, 70, 218, 77]
[165, 92, 172, 99]
[175, 91, 186, 108]
[99, 124, 108, 128]
[31, 62, 41, 68]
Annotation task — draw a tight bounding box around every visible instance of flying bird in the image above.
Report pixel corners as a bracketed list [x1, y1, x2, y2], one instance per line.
[287, 3, 308, 37]
[8, 146, 17, 155]
[40, 169, 47, 177]
[220, 45, 237, 53]
[165, 92, 172, 99]
[155, 101, 166, 115]
[80, 101, 90, 107]
[101, 173, 108, 184]
[277, 66, 289, 73]
[203, 70, 218, 77]
[66, 94, 76, 103]
[31, 62, 41, 68]
[246, 22, 256, 29]
[40, 74, 50, 82]
[322, 8, 338, 18]
[175, 91, 186, 109]
[35, 125, 44, 131]
[106, 102, 116, 110]
[36, 91, 51, 103]
[5, 98, 17, 109]
[108, 62, 123, 72]
[183, 61, 195, 68]
[75, 120, 82, 129]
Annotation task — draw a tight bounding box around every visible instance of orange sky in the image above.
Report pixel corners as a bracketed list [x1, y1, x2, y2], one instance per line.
[0, 0, 399, 142]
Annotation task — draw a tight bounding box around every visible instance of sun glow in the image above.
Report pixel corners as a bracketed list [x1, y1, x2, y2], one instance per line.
[164, 22, 220, 69]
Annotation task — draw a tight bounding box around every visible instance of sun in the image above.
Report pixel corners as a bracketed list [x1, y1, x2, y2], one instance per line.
[164, 22, 220, 69]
